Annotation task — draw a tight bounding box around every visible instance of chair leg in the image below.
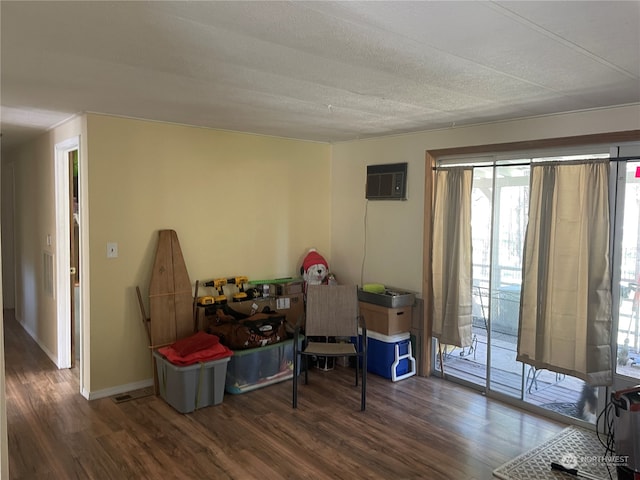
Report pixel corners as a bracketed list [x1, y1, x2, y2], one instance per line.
[293, 339, 298, 408]
[355, 353, 359, 386]
[304, 355, 309, 385]
[361, 367, 366, 411]
[361, 346, 367, 411]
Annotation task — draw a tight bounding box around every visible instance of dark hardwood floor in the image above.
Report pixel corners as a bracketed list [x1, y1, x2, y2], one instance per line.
[4, 309, 565, 479]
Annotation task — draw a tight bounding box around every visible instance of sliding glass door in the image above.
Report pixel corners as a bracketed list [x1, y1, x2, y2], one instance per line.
[436, 162, 528, 395]
[434, 148, 627, 425]
[613, 159, 640, 387]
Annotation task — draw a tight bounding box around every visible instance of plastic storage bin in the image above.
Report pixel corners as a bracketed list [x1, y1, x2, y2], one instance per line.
[611, 387, 640, 478]
[225, 336, 303, 394]
[355, 330, 416, 381]
[153, 350, 230, 413]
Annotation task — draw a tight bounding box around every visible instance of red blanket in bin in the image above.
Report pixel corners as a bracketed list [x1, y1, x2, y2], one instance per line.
[158, 331, 233, 366]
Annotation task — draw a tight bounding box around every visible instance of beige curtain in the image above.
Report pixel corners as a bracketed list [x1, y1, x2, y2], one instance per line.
[517, 161, 612, 386]
[432, 167, 473, 348]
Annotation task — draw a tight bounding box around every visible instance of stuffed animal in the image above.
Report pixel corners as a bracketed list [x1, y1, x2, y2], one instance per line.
[300, 248, 329, 291]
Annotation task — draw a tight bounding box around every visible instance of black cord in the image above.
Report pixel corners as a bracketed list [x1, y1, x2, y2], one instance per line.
[596, 394, 616, 480]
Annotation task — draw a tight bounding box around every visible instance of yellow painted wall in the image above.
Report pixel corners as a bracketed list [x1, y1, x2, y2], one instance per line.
[85, 114, 331, 392]
[331, 105, 640, 293]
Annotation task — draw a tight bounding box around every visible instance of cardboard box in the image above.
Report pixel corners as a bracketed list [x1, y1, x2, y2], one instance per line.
[196, 293, 304, 333]
[274, 280, 303, 296]
[359, 301, 412, 336]
[246, 279, 303, 297]
[227, 293, 304, 331]
[276, 293, 304, 329]
[227, 296, 276, 315]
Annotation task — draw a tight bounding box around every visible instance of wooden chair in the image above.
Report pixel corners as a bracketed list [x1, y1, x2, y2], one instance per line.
[292, 284, 367, 411]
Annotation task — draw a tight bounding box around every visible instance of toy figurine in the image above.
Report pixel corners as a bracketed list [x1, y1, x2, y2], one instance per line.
[300, 248, 329, 293]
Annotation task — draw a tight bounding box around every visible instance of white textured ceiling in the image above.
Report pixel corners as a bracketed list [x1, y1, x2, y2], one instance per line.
[1, 1, 639, 151]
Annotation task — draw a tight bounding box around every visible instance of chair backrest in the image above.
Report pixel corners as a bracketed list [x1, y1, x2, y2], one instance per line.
[305, 284, 359, 338]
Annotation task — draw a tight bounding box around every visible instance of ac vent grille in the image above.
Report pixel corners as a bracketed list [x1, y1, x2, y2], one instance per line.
[366, 163, 407, 200]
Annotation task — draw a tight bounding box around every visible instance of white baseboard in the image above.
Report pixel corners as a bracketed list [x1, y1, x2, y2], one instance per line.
[14, 312, 154, 402]
[17, 317, 59, 367]
[87, 378, 154, 401]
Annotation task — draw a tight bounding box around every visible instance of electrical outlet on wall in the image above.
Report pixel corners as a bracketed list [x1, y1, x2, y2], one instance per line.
[107, 242, 118, 258]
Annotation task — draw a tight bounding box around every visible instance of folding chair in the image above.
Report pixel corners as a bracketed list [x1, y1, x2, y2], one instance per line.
[292, 284, 367, 411]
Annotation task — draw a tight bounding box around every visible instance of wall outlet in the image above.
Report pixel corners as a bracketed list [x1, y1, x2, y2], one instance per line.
[107, 242, 118, 258]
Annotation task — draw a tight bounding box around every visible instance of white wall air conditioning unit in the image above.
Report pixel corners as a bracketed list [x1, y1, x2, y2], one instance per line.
[366, 163, 407, 200]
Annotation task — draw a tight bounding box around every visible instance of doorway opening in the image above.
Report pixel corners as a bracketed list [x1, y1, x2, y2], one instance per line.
[71, 149, 79, 367]
[54, 137, 82, 384]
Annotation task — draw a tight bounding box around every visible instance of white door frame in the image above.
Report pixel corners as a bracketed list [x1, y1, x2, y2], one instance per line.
[54, 136, 80, 372]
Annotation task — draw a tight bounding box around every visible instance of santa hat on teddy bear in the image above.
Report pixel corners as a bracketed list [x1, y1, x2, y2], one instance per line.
[302, 248, 328, 272]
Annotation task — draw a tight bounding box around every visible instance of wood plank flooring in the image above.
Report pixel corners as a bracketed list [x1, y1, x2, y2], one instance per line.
[4, 309, 566, 479]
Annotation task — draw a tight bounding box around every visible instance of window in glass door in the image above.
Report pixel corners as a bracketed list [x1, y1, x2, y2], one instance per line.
[487, 165, 528, 398]
[435, 166, 492, 388]
[614, 160, 640, 382]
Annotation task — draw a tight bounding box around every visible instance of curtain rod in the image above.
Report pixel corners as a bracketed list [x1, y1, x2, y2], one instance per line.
[433, 156, 640, 170]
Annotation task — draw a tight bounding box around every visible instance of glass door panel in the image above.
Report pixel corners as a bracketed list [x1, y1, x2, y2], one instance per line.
[487, 166, 528, 397]
[436, 167, 492, 387]
[615, 160, 640, 383]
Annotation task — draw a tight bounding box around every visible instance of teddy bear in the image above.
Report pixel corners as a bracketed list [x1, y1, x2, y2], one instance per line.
[300, 248, 329, 293]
